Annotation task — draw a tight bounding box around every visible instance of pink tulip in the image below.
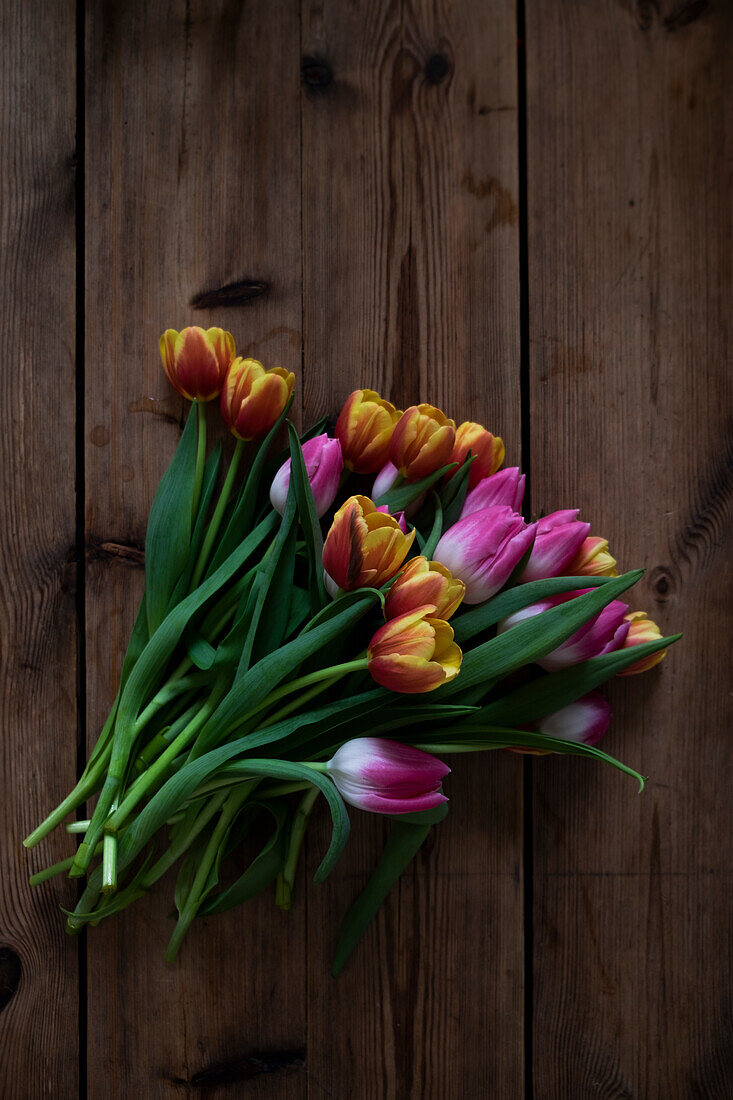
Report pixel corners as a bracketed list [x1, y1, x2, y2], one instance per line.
[270, 433, 343, 518]
[433, 505, 537, 604]
[376, 504, 408, 533]
[461, 467, 526, 517]
[325, 737, 450, 814]
[372, 460, 400, 499]
[536, 691, 611, 746]
[519, 509, 591, 582]
[497, 591, 630, 669]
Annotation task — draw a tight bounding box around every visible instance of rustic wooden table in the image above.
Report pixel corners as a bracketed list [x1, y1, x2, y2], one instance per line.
[2, 1, 730, 1097]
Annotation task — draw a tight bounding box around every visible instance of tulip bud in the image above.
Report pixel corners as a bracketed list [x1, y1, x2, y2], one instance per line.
[322, 495, 415, 592]
[536, 690, 611, 745]
[335, 389, 401, 474]
[564, 535, 618, 577]
[376, 505, 408, 533]
[461, 468, 525, 517]
[617, 611, 667, 675]
[326, 737, 450, 814]
[519, 509, 591, 583]
[497, 591, 630, 670]
[220, 357, 295, 441]
[372, 461, 400, 499]
[507, 690, 611, 756]
[269, 434, 343, 518]
[433, 505, 537, 604]
[384, 556, 465, 621]
[159, 326, 235, 401]
[448, 422, 505, 489]
[367, 606, 462, 693]
[389, 404, 456, 480]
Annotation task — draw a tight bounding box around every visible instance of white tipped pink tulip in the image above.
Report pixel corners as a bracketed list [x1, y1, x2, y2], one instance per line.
[536, 691, 611, 746]
[498, 592, 631, 669]
[461, 467, 526, 517]
[372, 460, 400, 499]
[326, 737, 450, 814]
[434, 505, 537, 604]
[270, 433, 343, 518]
[519, 509, 591, 582]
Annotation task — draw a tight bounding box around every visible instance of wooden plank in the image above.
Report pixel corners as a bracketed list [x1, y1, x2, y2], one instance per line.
[526, 1, 732, 1095]
[0, 2, 79, 1096]
[301, 1, 525, 1094]
[83, 3, 305, 1096]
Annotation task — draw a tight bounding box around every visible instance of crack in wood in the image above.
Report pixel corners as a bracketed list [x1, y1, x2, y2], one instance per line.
[191, 279, 269, 310]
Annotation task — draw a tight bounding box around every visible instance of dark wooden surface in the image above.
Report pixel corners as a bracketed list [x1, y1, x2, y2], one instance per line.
[1, 1, 730, 1097]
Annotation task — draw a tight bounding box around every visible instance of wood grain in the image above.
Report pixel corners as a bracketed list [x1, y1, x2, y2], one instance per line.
[526, 1, 733, 1096]
[0, 2, 79, 1096]
[83, 2, 305, 1096]
[300, 0, 525, 1094]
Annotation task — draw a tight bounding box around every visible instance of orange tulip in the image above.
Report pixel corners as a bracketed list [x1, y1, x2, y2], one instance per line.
[220, 357, 295, 441]
[564, 536, 618, 577]
[617, 611, 667, 675]
[322, 495, 415, 591]
[448, 422, 505, 489]
[335, 389, 400, 474]
[384, 555, 465, 622]
[367, 606, 462, 693]
[389, 404, 456, 481]
[159, 326, 235, 401]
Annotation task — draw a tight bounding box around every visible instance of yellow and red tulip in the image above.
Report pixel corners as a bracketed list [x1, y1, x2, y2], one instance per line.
[384, 555, 465, 622]
[617, 611, 667, 675]
[335, 389, 401, 474]
[322, 494, 415, 592]
[448, 422, 505, 489]
[564, 535, 618, 577]
[159, 326, 235, 401]
[220, 357, 295, 441]
[389, 404, 456, 481]
[367, 606, 462, 693]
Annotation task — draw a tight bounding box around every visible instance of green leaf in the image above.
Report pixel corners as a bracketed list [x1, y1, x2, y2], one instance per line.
[187, 759, 351, 884]
[474, 632, 681, 727]
[145, 405, 198, 634]
[441, 570, 644, 699]
[374, 463, 456, 512]
[288, 423, 327, 610]
[190, 592, 384, 758]
[332, 807, 447, 976]
[168, 441, 223, 608]
[199, 800, 290, 915]
[439, 457, 474, 529]
[285, 587, 312, 638]
[185, 629, 217, 671]
[236, 490, 297, 676]
[420, 730, 647, 790]
[420, 493, 444, 560]
[453, 575, 616, 643]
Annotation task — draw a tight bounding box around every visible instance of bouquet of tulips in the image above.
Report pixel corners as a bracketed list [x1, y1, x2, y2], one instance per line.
[25, 325, 679, 972]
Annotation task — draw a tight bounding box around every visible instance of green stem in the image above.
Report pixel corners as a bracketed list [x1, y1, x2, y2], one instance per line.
[277, 786, 320, 911]
[190, 438, 244, 590]
[23, 745, 112, 849]
[239, 658, 368, 727]
[192, 399, 207, 520]
[165, 782, 255, 961]
[105, 693, 220, 833]
[29, 842, 104, 886]
[257, 675, 341, 730]
[256, 780, 312, 799]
